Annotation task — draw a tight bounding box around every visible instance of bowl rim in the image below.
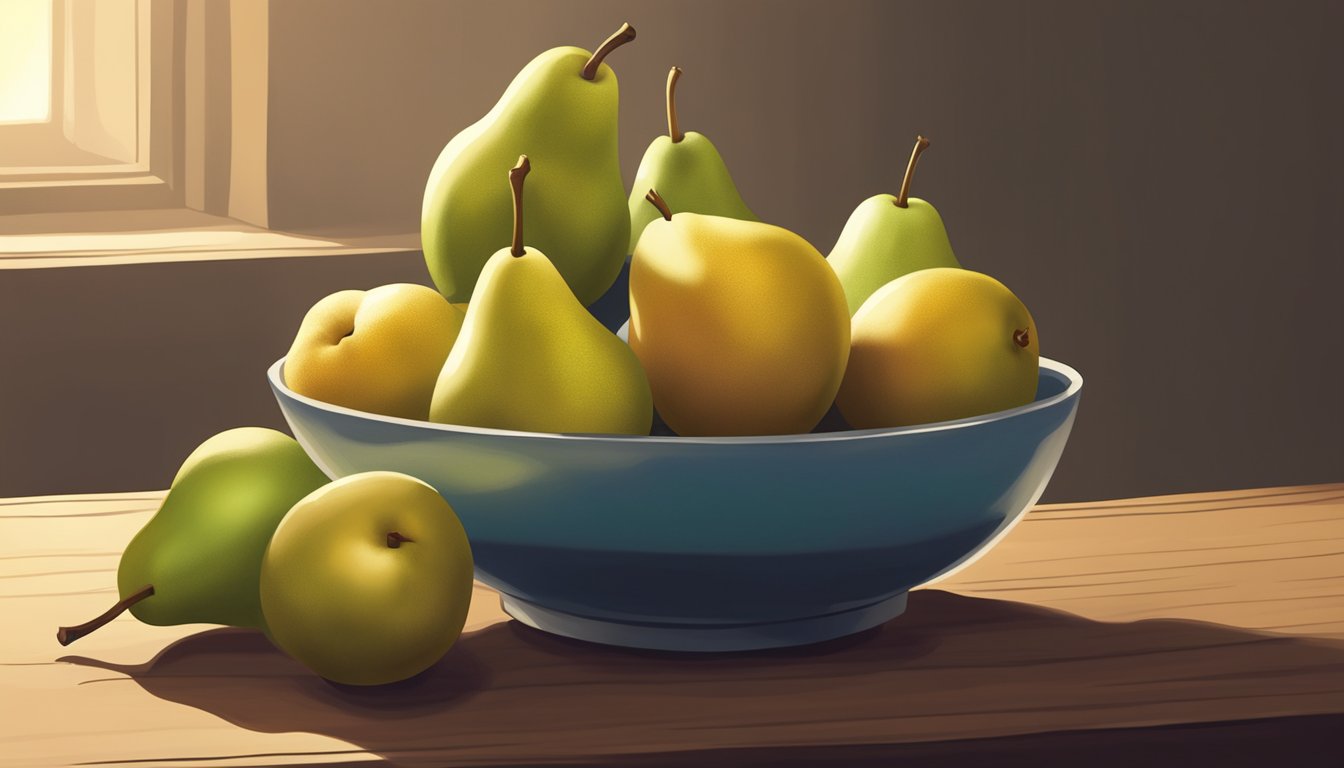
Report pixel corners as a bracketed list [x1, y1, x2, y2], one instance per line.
[269, 356, 1082, 445]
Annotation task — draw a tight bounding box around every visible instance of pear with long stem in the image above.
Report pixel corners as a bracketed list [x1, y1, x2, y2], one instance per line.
[430, 156, 653, 435]
[626, 66, 758, 252]
[57, 428, 329, 645]
[422, 23, 637, 306]
[827, 136, 962, 316]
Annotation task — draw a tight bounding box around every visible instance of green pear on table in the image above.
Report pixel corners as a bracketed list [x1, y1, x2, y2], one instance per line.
[260, 471, 474, 686]
[827, 136, 962, 315]
[56, 428, 329, 645]
[626, 66, 757, 251]
[430, 156, 653, 435]
[421, 23, 636, 307]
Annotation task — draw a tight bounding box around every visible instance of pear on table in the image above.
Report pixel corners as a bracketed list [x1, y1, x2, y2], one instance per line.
[260, 471, 474, 686]
[828, 136, 962, 315]
[430, 156, 654, 435]
[56, 428, 329, 646]
[629, 189, 850, 436]
[421, 23, 636, 306]
[627, 66, 758, 252]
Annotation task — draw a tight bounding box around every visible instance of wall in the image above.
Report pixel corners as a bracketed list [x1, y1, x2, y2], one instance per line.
[3, 0, 1341, 501]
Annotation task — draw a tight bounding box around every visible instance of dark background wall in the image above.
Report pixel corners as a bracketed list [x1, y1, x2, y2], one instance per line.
[3, 0, 1341, 501]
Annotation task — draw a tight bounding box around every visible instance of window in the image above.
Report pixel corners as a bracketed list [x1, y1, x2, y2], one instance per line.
[0, 0, 53, 125]
[1, 0, 140, 168]
[2, 2, 423, 248]
[1, 0, 175, 213]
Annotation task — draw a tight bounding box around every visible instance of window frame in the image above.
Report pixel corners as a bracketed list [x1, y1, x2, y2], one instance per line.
[0, 0, 181, 213]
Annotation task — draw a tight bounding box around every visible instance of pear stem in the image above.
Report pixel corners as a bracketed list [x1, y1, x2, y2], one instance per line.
[57, 584, 154, 646]
[894, 135, 930, 208]
[1014, 328, 1031, 348]
[509, 155, 530, 257]
[666, 66, 684, 143]
[387, 532, 413, 548]
[645, 188, 673, 221]
[581, 23, 636, 81]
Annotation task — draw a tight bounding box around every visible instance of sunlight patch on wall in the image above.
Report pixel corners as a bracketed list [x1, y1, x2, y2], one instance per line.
[0, 0, 53, 124]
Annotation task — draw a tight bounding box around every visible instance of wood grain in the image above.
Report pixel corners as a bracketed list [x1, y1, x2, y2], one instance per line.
[1, 485, 1341, 767]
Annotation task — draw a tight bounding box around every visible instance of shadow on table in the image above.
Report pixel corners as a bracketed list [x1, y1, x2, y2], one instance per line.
[60, 590, 1344, 767]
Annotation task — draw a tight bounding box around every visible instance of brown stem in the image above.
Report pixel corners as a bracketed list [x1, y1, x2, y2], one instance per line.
[581, 23, 636, 81]
[645, 188, 673, 221]
[387, 532, 414, 548]
[57, 584, 154, 646]
[666, 66, 684, 143]
[894, 135, 930, 208]
[509, 155, 530, 257]
[1013, 328, 1031, 348]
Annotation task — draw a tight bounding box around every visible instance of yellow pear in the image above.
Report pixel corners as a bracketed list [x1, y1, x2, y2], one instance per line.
[285, 284, 465, 420]
[429, 156, 653, 435]
[629, 189, 850, 436]
[837, 267, 1039, 428]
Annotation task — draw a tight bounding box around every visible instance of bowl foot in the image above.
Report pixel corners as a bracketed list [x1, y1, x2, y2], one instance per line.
[498, 592, 909, 652]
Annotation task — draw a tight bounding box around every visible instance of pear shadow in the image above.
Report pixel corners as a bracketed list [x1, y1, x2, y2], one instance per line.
[59, 590, 1344, 766]
[60, 626, 493, 716]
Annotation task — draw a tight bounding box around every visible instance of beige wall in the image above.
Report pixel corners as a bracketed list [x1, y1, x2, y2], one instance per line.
[3, 0, 1342, 500]
[1, 250, 428, 496]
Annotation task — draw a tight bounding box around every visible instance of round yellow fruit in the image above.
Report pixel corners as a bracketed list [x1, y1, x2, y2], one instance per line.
[285, 283, 465, 420]
[259, 471, 474, 686]
[837, 268, 1039, 428]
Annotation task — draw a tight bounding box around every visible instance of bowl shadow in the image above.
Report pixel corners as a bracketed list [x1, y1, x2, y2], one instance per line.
[59, 590, 1344, 766]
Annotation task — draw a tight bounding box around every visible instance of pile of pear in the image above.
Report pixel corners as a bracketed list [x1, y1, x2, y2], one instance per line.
[286, 23, 1038, 437]
[56, 23, 1045, 689]
[57, 428, 476, 687]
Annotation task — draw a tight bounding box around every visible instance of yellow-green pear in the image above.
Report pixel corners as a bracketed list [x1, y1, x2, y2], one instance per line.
[285, 284, 465, 420]
[627, 66, 757, 251]
[837, 267, 1038, 428]
[429, 156, 653, 435]
[421, 24, 636, 306]
[260, 472, 474, 686]
[630, 189, 850, 436]
[828, 136, 962, 315]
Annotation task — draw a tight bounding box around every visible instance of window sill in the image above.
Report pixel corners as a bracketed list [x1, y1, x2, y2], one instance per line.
[0, 208, 420, 269]
[0, 161, 151, 183]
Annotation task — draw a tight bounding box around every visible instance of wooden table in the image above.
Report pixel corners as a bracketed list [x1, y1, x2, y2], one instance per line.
[3, 484, 1342, 766]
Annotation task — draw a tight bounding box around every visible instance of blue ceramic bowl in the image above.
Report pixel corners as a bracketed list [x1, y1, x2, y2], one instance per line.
[268, 353, 1082, 652]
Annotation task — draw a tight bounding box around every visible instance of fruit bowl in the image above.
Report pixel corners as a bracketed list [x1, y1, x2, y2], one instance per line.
[268, 356, 1081, 652]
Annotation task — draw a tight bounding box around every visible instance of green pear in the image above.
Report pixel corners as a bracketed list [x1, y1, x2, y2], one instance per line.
[627, 66, 757, 251]
[421, 23, 636, 307]
[56, 428, 329, 645]
[827, 136, 962, 315]
[429, 156, 653, 435]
